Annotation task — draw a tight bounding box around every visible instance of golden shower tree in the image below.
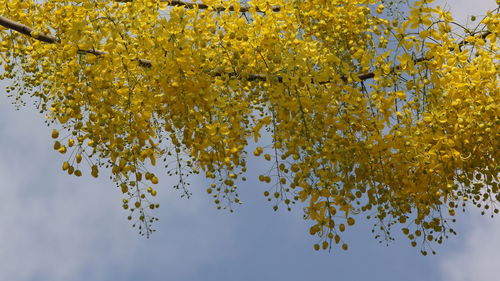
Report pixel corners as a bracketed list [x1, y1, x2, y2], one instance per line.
[0, 0, 498, 254]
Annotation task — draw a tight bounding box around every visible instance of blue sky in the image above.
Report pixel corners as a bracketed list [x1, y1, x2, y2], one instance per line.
[0, 1, 498, 281]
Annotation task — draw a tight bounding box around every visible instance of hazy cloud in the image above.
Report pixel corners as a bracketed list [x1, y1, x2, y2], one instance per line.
[433, 0, 497, 24]
[0, 90, 237, 281]
[439, 213, 500, 281]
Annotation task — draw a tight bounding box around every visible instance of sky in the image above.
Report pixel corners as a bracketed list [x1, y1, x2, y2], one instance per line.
[0, 1, 498, 281]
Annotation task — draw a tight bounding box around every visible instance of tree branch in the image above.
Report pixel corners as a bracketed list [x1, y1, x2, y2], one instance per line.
[0, 15, 59, 43]
[0, 16, 152, 66]
[115, 0, 281, 13]
[0, 15, 492, 83]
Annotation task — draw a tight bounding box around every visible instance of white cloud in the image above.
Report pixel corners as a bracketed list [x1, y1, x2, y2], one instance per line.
[433, 0, 497, 24]
[439, 212, 500, 281]
[0, 98, 123, 280]
[0, 83, 237, 281]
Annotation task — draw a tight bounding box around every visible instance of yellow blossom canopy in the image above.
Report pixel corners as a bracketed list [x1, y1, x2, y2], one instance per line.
[0, 0, 498, 253]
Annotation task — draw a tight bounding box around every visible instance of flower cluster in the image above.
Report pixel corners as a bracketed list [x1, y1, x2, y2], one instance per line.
[0, 0, 498, 252]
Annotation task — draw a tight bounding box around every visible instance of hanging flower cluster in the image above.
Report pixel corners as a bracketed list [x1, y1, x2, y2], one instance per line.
[0, 0, 498, 253]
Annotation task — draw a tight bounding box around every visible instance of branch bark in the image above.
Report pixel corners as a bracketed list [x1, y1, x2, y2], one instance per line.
[0, 15, 58, 43]
[115, 0, 281, 13]
[0, 16, 152, 66]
